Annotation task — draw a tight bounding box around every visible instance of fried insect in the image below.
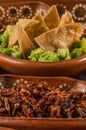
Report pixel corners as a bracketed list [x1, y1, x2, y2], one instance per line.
[0, 80, 86, 118]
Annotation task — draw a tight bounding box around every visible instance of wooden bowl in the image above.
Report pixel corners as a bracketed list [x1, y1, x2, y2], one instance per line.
[1, 53, 86, 76]
[0, 74, 86, 130]
[0, 0, 49, 25]
[0, 0, 86, 76]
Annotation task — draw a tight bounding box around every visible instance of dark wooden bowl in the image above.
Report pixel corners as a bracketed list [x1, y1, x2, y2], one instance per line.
[0, 74, 86, 130]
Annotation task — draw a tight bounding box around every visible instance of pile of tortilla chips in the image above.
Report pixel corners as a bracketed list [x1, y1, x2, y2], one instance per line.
[8, 5, 83, 59]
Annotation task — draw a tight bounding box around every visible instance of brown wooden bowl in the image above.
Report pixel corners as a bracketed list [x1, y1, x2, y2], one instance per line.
[0, 0, 86, 23]
[0, 74, 86, 130]
[0, 0, 86, 76]
[1, 53, 86, 76]
[0, 0, 49, 25]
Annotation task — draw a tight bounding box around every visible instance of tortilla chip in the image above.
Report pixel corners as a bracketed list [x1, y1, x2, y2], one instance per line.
[18, 19, 31, 28]
[35, 23, 83, 51]
[60, 11, 74, 26]
[19, 19, 39, 29]
[44, 5, 60, 29]
[31, 12, 49, 36]
[8, 25, 18, 48]
[35, 28, 57, 52]
[8, 19, 38, 48]
[26, 12, 48, 46]
[17, 24, 35, 59]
